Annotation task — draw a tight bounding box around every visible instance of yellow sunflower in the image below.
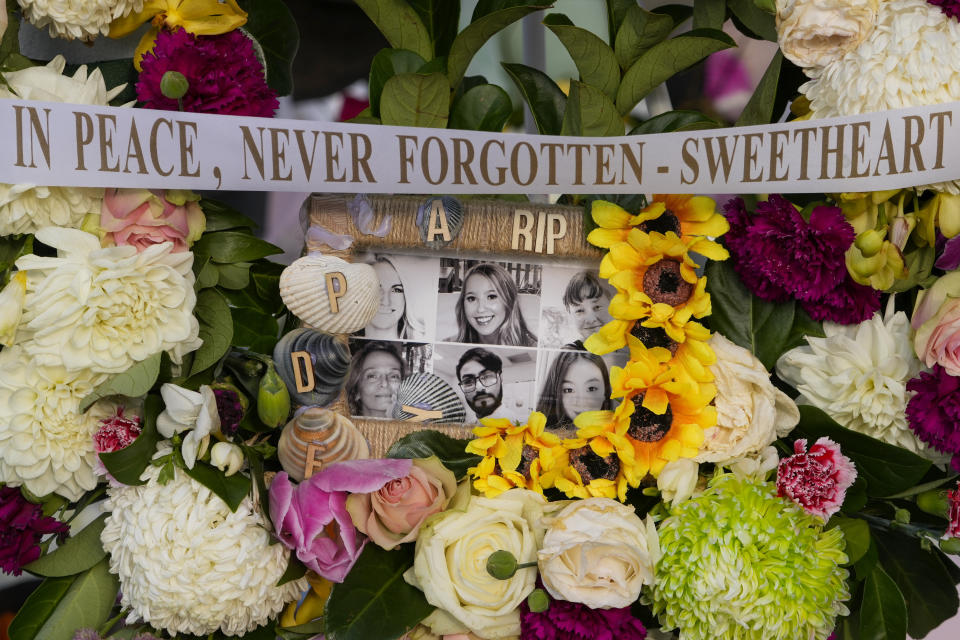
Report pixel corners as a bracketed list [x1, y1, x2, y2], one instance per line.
[553, 434, 632, 502]
[465, 412, 565, 497]
[609, 340, 692, 409]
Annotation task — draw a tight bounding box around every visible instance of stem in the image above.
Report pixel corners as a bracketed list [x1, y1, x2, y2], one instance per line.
[98, 609, 126, 635]
[65, 486, 106, 525]
[858, 513, 944, 539]
[516, 561, 538, 570]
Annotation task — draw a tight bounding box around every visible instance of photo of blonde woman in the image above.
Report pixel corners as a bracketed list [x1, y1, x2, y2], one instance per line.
[358, 254, 432, 341]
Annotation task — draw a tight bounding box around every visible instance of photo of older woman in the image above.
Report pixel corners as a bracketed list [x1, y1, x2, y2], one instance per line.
[438, 260, 539, 347]
[358, 253, 433, 341]
[345, 341, 406, 418]
[536, 350, 613, 433]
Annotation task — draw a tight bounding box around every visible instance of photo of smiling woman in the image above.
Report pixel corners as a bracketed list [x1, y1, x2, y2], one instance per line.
[439, 261, 539, 347]
[359, 254, 429, 341]
[345, 341, 406, 418]
[536, 350, 613, 433]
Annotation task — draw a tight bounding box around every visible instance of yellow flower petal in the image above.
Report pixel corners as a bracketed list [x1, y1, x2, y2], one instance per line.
[132, 27, 161, 71]
[109, 0, 166, 37]
[171, 0, 248, 35]
[592, 200, 633, 229]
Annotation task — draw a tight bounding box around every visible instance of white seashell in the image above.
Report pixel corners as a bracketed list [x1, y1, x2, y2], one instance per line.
[277, 407, 370, 481]
[280, 254, 379, 334]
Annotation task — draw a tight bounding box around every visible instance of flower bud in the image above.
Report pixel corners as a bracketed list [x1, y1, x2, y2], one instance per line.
[210, 442, 244, 476]
[917, 489, 951, 519]
[894, 507, 911, 525]
[257, 361, 291, 428]
[160, 71, 189, 100]
[940, 536, 960, 555]
[0, 272, 26, 347]
[486, 550, 518, 580]
[527, 588, 550, 613]
[854, 229, 885, 258]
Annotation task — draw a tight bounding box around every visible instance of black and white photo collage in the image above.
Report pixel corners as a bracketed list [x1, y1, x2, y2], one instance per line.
[345, 251, 630, 434]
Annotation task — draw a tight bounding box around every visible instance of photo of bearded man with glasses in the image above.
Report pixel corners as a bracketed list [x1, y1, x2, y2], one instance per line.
[455, 348, 504, 420]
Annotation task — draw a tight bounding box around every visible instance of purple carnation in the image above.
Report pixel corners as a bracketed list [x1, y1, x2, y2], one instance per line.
[137, 28, 279, 117]
[520, 587, 647, 640]
[906, 366, 960, 471]
[1, 487, 69, 576]
[929, 0, 960, 19]
[723, 196, 877, 324]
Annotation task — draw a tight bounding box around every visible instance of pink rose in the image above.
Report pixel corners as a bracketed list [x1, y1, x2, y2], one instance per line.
[346, 457, 457, 550]
[268, 458, 413, 583]
[913, 272, 960, 376]
[101, 188, 205, 252]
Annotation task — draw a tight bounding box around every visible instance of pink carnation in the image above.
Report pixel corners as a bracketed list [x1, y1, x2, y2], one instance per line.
[93, 407, 142, 454]
[777, 437, 857, 520]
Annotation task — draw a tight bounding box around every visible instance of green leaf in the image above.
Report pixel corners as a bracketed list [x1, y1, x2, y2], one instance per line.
[874, 529, 960, 638]
[231, 307, 280, 353]
[183, 461, 252, 512]
[192, 289, 234, 377]
[1, 3, 24, 70]
[735, 51, 782, 126]
[605, 0, 637, 45]
[408, 0, 461, 57]
[704, 259, 799, 371]
[727, 0, 778, 41]
[324, 545, 434, 640]
[9, 559, 119, 640]
[216, 262, 252, 290]
[651, 3, 694, 29]
[561, 81, 624, 137]
[828, 516, 870, 565]
[380, 72, 451, 128]
[369, 48, 427, 117]
[447, 4, 550, 89]
[842, 474, 869, 514]
[855, 536, 880, 581]
[193, 231, 282, 264]
[239, 0, 300, 96]
[793, 406, 932, 497]
[194, 256, 218, 291]
[629, 109, 721, 134]
[354, 0, 434, 61]
[884, 475, 958, 499]
[614, 5, 675, 71]
[449, 83, 512, 132]
[99, 395, 162, 486]
[544, 14, 620, 101]
[693, 0, 726, 30]
[0, 234, 33, 278]
[502, 62, 566, 135]
[276, 621, 326, 640]
[386, 430, 480, 480]
[250, 261, 286, 315]
[79, 352, 161, 412]
[24, 515, 108, 578]
[200, 198, 258, 232]
[616, 29, 735, 115]
[860, 565, 907, 640]
[277, 555, 308, 586]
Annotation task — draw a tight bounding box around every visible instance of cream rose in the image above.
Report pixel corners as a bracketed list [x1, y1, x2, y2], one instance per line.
[538, 498, 659, 610]
[696, 334, 799, 465]
[405, 488, 549, 639]
[346, 456, 456, 550]
[775, 0, 879, 70]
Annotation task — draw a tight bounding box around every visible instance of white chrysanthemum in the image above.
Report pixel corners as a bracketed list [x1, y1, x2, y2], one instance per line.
[17, 0, 144, 41]
[800, 0, 960, 192]
[15, 227, 198, 374]
[776, 302, 931, 454]
[101, 452, 306, 636]
[0, 56, 128, 235]
[0, 345, 110, 500]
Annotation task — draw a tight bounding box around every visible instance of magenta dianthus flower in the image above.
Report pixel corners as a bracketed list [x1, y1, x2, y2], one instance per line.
[948, 485, 960, 538]
[214, 388, 245, 437]
[137, 28, 279, 117]
[723, 196, 877, 324]
[1, 487, 69, 575]
[93, 407, 142, 454]
[906, 366, 960, 470]
[776, 437, 857, 520]
[929, 0, 960, 19]
[520, 587, 647, 640]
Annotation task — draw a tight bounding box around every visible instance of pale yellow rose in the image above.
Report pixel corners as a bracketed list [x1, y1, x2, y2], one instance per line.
[346, 457, 456, 550]
[775, 0, 878, 70]
[696, 334, 799, 465]
[405, 488, 550, 639]
[538, 498, 659, 609]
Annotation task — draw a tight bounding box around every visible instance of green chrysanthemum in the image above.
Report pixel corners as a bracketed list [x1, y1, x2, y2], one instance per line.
[647, 473, 850, 640]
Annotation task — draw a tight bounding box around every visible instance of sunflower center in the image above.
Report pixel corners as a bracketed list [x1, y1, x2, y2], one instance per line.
[639, 211, 681, 236]
[643, 259, 693, 306]
[628, 397, 673, 442]
[569, 446, 620, 483]
[516, 443, 539, 478]
[630, 323, 679, 354]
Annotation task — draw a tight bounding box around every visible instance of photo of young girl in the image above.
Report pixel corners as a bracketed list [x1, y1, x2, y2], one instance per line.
[538, 268, 614, 349]
[437, 260, 540, 347]
[356, 253, 436, 341]
[535, 350, 613, 433]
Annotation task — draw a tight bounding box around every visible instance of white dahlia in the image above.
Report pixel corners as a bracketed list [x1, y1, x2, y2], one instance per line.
[776, 302, 931, 454]
[101, 451, 306, 636]
[15, 227, 199, 374]
[0, 56, 127, 235]
[0, 345, 110, 500]
[17, 0, 144, 41]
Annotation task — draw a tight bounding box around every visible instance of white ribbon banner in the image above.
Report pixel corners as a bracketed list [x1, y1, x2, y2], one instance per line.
[1, 97, 959, 194]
